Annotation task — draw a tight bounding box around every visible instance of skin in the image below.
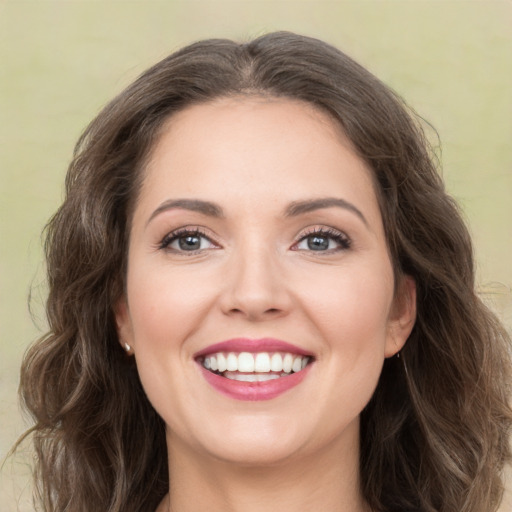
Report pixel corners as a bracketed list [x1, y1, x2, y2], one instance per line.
[115, 97, 416, 512]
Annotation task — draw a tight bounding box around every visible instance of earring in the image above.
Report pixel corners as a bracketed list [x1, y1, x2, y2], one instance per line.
[124, 342, 131, 353]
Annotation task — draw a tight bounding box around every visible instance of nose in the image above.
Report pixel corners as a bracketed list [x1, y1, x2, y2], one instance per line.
[219, 244, 292, 322]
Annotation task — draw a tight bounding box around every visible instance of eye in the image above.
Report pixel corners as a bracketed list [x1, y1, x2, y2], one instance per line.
[293, 228, 351, 252]
[159, 228, 218, 253]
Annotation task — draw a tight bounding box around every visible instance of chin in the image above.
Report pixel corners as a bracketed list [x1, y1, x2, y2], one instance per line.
[206, 439, 305, 468]
[185, 415, 312, 467]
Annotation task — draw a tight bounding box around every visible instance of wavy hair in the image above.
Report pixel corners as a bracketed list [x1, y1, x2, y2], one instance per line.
[18, 32, 512, 512]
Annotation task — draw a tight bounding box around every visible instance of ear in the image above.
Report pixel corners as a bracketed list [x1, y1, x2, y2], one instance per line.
[385, 275, 416, 358]
[114, 296, 135, 354]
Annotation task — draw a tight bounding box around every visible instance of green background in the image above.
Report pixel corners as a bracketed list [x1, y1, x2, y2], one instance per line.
[1, 1, 511, 510]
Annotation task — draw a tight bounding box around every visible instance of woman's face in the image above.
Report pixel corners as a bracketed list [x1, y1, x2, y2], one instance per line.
[116, 97, 415, 466]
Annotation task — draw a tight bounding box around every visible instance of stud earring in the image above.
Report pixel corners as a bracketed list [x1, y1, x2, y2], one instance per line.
[124, 343, 131, 353]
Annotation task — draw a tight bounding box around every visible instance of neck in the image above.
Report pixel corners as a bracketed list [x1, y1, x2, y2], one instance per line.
[160, 423, 370, 512]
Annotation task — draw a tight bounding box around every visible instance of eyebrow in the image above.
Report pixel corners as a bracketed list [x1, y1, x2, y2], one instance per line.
[147, 199, 224, 226]
[284, 197, 368, 226]
[147, 196, 368, 226]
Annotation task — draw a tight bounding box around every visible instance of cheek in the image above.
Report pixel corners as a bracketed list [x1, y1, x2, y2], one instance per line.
[298, 260, 394, 344]
[127, 264, 217, 347]
[296, 260, 394, 399]
[124, 262, 224, 405]
[125, 267, 215, 422]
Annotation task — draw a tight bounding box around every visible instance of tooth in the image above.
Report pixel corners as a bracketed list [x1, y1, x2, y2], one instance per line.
[204, 351, 310, 375]
[254, 353, 270, 372]
[283, 353, 293, 373]
[226, 352, 238, 371]
[256, 373, 280, 381]
[217, 353, 227, 372]
[270, 353, 283, 372]
[238, 352, 255, 372]
[235, 373, 253, 381]
[224, 373, 282, 382]
[292, 356, 302, 373]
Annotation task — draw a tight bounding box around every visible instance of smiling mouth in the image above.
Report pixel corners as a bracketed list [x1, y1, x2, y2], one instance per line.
[198, 351, 313, 382]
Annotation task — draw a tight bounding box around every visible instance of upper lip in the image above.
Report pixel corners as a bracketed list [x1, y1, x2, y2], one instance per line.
[194, 338, 314, 359]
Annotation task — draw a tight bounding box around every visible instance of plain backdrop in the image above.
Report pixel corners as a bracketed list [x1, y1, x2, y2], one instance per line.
[1, 1, 511, 510]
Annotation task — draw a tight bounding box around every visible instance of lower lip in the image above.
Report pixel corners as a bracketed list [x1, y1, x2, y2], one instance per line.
[198, 364, 312, 401]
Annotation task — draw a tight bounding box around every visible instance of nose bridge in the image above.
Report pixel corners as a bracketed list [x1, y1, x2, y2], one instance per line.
[221, 235, 289, 319]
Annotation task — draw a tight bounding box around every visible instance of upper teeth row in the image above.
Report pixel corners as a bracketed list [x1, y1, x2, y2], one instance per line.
[202, 352, 310, 373]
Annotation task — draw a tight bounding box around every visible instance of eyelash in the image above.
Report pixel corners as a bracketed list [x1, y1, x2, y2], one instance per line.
[294, 227, 351, 252]
[158, 227, 215, 253]
[158, 226, 351, 254]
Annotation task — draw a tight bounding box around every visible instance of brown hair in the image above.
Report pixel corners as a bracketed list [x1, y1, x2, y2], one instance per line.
[18, 32, 512, 512]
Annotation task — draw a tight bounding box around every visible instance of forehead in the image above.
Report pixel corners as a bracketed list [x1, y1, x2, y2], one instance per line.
[153, 95, 352, 161]
[137, 96, 381, 224]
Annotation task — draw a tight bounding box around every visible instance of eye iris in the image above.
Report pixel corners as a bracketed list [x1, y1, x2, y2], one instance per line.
[179, 235, 201, 250]
[308, 235, 329, 251]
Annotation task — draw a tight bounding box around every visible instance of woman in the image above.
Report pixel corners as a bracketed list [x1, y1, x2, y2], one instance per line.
[19, 32, 511, 512]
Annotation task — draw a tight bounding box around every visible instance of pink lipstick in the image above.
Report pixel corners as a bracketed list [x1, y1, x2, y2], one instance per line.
[194, 338, 314, 401]
[194, 337, 313, 358]
[198, 364, 312, 401]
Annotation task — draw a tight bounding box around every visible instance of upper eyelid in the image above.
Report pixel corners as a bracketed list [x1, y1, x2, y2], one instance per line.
[298, 226, 347, 237]
[159, 226, 219, 249]
[295, 226, 350, 241]
[293, 226, 351, 249]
